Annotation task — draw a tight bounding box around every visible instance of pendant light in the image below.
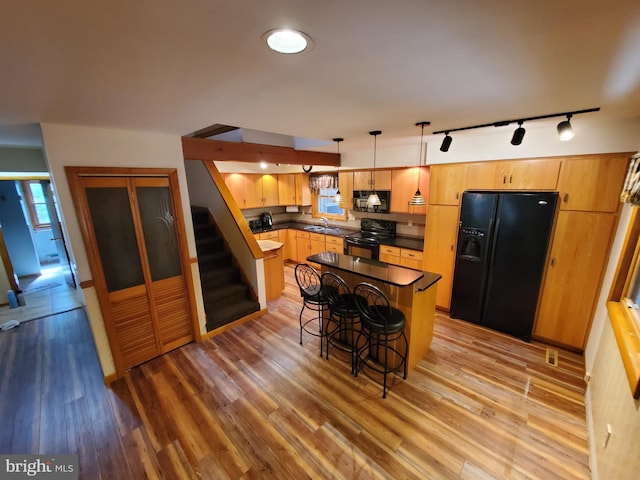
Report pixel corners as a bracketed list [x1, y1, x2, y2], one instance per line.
[367, 131, 382, 207]
[410, 121, 430, 206]
[333, 137, 343, 203]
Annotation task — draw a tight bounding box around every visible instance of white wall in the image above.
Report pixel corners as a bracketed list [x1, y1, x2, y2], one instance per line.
[40, 123, 201, 378]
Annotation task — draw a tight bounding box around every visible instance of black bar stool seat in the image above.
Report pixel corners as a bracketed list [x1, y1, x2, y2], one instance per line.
[295, 263, 330, 356]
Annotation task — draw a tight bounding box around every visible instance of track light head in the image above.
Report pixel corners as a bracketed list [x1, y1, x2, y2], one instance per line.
[511, 122, 526, 146]
[557, 115, 574, 141]
[440, 133, 452, 152]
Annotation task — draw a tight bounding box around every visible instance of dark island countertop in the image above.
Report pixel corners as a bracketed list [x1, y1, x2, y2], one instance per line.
[307, 251, 441, 289]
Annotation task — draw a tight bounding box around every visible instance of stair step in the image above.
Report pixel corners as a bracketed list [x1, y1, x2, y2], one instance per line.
[196, 236, 224, 254]
[203, 283, 249, 305]
[198, 251, 232, 271]
[206, 299, 261, 331]
[200, 266, 239, 288]
[191, 207, 210, 225]
[194, 223, 218, 239]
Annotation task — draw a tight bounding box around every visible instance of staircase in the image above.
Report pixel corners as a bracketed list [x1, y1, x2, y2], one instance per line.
[191, 207, 260, 331]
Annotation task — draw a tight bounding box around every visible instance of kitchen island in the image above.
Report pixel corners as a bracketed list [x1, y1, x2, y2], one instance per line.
[307, 251, 442, 372]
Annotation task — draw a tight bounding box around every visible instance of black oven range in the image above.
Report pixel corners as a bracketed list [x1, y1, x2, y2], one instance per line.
[343, 218, 397, 260]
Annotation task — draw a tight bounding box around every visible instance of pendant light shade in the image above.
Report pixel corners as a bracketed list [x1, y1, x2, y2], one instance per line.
[557, 114, 574, 141]
[367, 130, 382, 208]
[410, 121, 430, 206]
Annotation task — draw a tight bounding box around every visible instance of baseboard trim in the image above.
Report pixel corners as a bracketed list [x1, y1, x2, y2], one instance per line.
[585, 384, 599, 480]
[200, 308, 267, 341]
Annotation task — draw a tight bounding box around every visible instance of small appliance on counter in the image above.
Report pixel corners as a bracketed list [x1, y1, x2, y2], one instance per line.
[248, 219, 263, 232]
[261, 212, 273, 229]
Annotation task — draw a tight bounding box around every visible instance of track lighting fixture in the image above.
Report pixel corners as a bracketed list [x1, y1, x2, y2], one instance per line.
[433, 107, 599, 152]
[367, 131, 382, 208]
[511, 121, 525, 146]
[440, 132, 452, 152]
[410, 121, 430, 206]
[333, 137, 343, 203]
[557, 114, 574, 141]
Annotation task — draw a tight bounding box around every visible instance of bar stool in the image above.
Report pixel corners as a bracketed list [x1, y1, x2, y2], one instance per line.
[295, 263, 329, 356]
[353, 282, 408, 398]
[322, 271, 364, 374]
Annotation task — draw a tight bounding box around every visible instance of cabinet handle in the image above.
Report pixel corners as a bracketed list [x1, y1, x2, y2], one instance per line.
[550, 257, 556, 266]
[509, 175, 513, 184]
[503, 175, 507, 184]
[451, 245, 454, 251]
[455, 192, 459, 200]
[563, 193, 569, 203]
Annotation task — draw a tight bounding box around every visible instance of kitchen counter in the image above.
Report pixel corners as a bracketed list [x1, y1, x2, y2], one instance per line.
[252, 222, 423, 250]
[307, 251, 441, 372]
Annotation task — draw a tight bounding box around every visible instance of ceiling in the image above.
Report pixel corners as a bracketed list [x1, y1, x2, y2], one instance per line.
[1, 0, 639, 152]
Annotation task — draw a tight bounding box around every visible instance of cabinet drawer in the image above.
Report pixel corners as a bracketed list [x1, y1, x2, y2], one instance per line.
[401, 248, 423, 261]
[260, 231, 279, 240]
[326, 243, 342, 253]
[296, 231, 310, 239]
[310, 232, 325, 242]
[325, 235, 343, 246]
[380, 245, 401, 256]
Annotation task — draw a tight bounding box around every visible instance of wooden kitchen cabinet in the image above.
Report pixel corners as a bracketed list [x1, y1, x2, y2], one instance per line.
[223, 173, 248, 208]
[534, 211, 618, 350]
[400, 248, 424, 270]
[423, 204, 460, 310]
[557, 153, 629, 212]
[296, 231, 312, 263]
[278, 174, 297, 206]
[337, 171, 353, 210]
[295, 173, 311, 206]
[325, 234, 343, 254]
[464, 158, 560, 190]
[310, 232, 326, 257]
[263, 245, 284, 301]
[353, 169, 391, 191]
[278, 229, 293, 261]
[240, 174, 280, 209]
[391, 167, 429, 214]
[429, 164, 466, 205]
[379, 245, 401, 265]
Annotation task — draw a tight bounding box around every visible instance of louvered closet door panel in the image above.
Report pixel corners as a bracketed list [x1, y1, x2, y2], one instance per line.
[153, 276, 193, 350]
[110, 286, 158, 369]
[133, 177, 193, 352]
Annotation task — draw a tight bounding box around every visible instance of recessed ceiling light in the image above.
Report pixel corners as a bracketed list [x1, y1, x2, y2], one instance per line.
[264, 29, 311, 54]
[260, 161, 268, 169]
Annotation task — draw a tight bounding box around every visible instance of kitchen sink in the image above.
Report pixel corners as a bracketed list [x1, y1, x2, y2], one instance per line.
[302, 225, 344, 234]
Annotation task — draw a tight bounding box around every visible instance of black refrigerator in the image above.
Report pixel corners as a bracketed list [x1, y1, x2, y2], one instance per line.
[450, 191, 558, 340]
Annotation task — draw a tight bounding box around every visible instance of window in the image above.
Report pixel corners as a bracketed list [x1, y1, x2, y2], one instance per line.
[316, 187, 344, 218]
[607, 206, 640, 398]
[21, 180, 51, 229]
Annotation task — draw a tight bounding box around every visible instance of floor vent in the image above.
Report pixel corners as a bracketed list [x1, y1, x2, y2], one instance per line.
[545, 348, 559, 367]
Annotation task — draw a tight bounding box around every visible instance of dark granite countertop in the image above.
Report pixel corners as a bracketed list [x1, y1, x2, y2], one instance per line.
[254, 222, 424, 250]
[307, 251, 441, 288]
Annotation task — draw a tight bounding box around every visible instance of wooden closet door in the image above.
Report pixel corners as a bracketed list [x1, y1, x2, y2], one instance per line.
[82, 177, 160, 373]
[78, 176, 193, 375]
[132, 177, 193, 352]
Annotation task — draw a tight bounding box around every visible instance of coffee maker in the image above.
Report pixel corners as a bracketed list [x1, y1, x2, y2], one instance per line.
[260, 212, 273, 229]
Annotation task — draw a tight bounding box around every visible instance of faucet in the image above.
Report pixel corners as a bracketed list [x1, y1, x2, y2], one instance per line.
[320, 217, 329, 228]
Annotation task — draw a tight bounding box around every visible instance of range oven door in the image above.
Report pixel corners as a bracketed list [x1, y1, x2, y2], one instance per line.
[343, 237, 379, 260]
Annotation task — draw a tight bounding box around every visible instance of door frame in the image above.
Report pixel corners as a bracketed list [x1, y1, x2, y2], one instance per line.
[65, 166, 200, 375]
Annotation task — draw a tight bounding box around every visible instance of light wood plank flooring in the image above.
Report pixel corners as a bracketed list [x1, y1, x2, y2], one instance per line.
[0, 265, 590, 479]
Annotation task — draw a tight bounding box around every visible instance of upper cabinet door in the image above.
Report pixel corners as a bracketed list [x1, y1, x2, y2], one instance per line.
[278, 174, 296, 206]
[390, 167, 429, 214]
[223, 173, 247, 209]
[557, 154, 629, 212]
[429, 164, 466, 205]
[261, 174, 279, 207]
[507, 159, 560, 190]
[465, 159, 560, 190]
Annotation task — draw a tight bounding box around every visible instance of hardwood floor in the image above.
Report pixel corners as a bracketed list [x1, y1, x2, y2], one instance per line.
[0, 265, 590, 479]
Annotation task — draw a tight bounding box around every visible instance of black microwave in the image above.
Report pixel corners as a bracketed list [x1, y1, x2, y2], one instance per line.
[352, 190, 391, 213]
